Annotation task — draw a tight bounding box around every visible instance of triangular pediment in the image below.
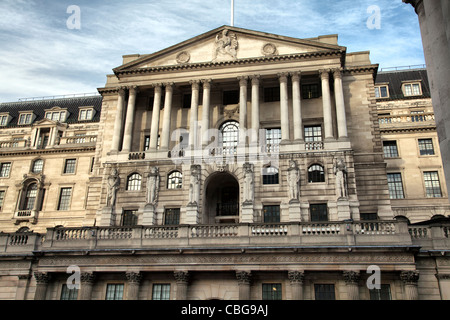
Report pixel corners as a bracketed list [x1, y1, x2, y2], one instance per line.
[114, 26, 346, 72]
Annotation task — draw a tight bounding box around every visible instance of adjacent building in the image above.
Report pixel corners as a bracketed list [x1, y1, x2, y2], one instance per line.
[0, 26, 449, 300]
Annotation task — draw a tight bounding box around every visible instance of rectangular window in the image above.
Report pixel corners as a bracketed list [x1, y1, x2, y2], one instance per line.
[264, 87, 280, 102]
[0, 190, 5, 211]
[60, 284, 79, 300]
[387, 173, 405, 199]
[262, 283, 282, 300]
[411, 110, 424, 122]
[0, 162, 11, 177]
[64, 159, 76, 174]
[223, 90, 239, 105]
[152, 284, 171, 300]
[18, 113, 33, 125]
[383, 141, 399, 158]
[314, 284, 336, 300]
[262, 167, 279, 185]
[302, 84, 321, 99]
[403, 83, 421, 96]
[106, 284, 124, 300]
[424, 171, 442, 198]
[265, 128, 281, 153]
[57, 188, 72, 211]
[122, 210, 138, 226]
[263, 205, 280, 223]
[310, 204, 328, 222]
[360, 213, 378, 221]
[418, 139, 435, 156]
[304, 125, 322, 142]
[164, 208, 180, 225]
[144, 135, 150, 151]
[46, 111, 66, 122]
[183, 93, 192, 109]
[79, 109, 93, 121]
[375, 85, 389, 98]
[0, 115, 8, 126]
[369, 284, 392, 300]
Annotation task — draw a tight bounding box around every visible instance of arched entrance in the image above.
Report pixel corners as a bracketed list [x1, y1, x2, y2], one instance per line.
[204, 172, 239, 224]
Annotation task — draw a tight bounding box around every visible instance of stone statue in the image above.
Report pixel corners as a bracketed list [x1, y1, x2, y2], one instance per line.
[106, 168, 120, 207]
[189, 165, 201, 206]
[243, 163, 254, 204]
[334, 158, 348, 199]
[213, 29, 238, 61]
[287, 160, 300, 202]
[146, 167, 160, 205]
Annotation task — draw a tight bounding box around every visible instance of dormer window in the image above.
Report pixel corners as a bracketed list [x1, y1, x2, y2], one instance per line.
[0, 114, 10, 127]
[78, 108, 94, 121]
[45, 110, 67, 122]
[18, 113, 34, 125]
[402, 82, 422, 96]
[375, 85, 389, 98]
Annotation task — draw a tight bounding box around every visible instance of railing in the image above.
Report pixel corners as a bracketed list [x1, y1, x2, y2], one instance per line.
[353, 221, 396, 235]
[0, 140, 28, 149]
[129, 152, 146, 160]
[378, 113, 435, 126]
[408, 226, 431, 239]
[302, 223, 341, 235]
[305, 142, 324, 151]
[190, 225, 238, 238]
[63, 135, 97, 145]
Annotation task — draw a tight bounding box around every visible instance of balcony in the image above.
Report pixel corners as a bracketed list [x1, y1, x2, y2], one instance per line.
[378, 113, 436, 131]
[13, 210, 37, 224]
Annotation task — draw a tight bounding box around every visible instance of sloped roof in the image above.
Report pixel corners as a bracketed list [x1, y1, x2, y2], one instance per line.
[0, 95, 102, 128]
[375, 68, 430, 100]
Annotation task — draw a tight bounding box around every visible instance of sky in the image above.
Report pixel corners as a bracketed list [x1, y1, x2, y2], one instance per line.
[0, 0, 425, 103]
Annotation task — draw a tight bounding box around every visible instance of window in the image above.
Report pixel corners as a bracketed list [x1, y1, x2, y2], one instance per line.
[60, 284, 78, 300]
[302, 84, 321, 99]
[262, 167, 279, 185]
[153, 284, 171, 300]
[387, 173, 405, 199]
[0, 190, 5, 211]
[127, 173, 142, 191]
[265, 128, 281, 153]
[0, 115, 9, 126]
[262, 283, 282, 300]
[144, 135, 150, 151]
[418, 139, 435, 156]
[314, 284, 335, 300]
[183, 93, 192, 109]
[18, 113, 33, 125]
[220, 121, 239, 155]
[383, 141, 399, 158]
[223, 90, 239, 105]
[360, 213, 378, 221]
[0, 162, 11, 177]
[308, 164, 325, 183]
[167, 171, 183, 189]
[32, 159, 44, 173]
[45, 110, 67, 122]
[375, 85, 389, 98]
[106, 284, 124, 300]
[411, 110, 424, 122]
[122, 210, 138, 226]
[378, 113, 392, 124]
[263, 205, 280, 223]
[369, 284, 392, 300]
[79, 108, 94, 121]
[164, 208, 180, 225]
[403, 82, 422, 96]
[57, 188, 72, 211]
[424, 171, 442, 198]
[310, 204, 328, 222]
[24, 183, 38, 211]
[304, 125, 322, 142]
[64, 159, 76, 174]
[264, 87, 280, 102]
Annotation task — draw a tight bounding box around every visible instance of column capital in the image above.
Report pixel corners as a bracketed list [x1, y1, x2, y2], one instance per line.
[237, 76, 248, 86]
[189, 80, 201, 90]
[164, 82, 174, 91]
[250, 75, 261, 86]
[128, 85, 139, 95]
[277, 72, 289, 83]
[319, 69, 331, 79]
[174, 271, 190, 284]
[290, 71, 301, 82]
[400, 270, 420, 285]
[343, 271, 360, 285]
[201, 79, 212, 89]
[288, 271, 305, 284]
[236, 271, 252, 285]
[126, 272, 143, 285]
[332, 68, 343, 79]
[117, 86, 127, 96]
[80, 272, 96, 284]
[34, 272, 51, 284]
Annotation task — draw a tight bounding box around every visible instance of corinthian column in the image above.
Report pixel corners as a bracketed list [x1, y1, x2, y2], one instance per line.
[319, 69, 334, 140]
[34, 272, 51, 300]
[279, 73, 290, 142]
[160, 83, 174, 150]
[333, 68, 348, 139]
[111, 87, 126, 152]
[238, 76, 248, 146]
[189, 80, 200, 149]
[291, 71, 303, 141]
[126, 272, 143, 300]
[149, 84, 162, 151]
[174, 271, 190, 300]
[288, 271, 305, 300]
[236, 271, 252, 300]
[79, 272, 96, 300]
[250, 75, 260, 145]
[401, 271, 420, 300]
[201, 79, 212, 146]
[343, 271, 360, 300]
[122, 86, 139, 152]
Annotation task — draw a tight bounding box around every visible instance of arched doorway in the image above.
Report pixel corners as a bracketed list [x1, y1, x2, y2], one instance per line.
[204, 172, 239, 224]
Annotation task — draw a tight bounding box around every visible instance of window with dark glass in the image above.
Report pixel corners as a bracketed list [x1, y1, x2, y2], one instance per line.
[57, 188, 72, 211]
[302, 84, 321, 99]
[144, 135, 150, 151]
[262, 167, 279, 185]
[164, 208, 180, 225]
[308, 164, 325, 183]
[262, 283, 282, 300]
[310, 204, 328, 222]
[60, 284, 78, 300]
[383, 141, 399, 158]
[369, 284, 392, 300]
[418, 139, 435, 156]
[122, 210, 138, 226]
[314, 284, 335, 300]
[0, 190, 5, 211]
[263, 205, 280, 223]
[360, 213, 378, 221]
[64, 159, 76, 174]
[387, 173, 405, 199]
[32, 159, 44, 173]
[375, 85, 389, 98]
[152, 284, 171, 300]
[183, 93, 192, 109]
[106, 284, 124, 300]
[24, 183, 38, 211]
[304, 126, 322, 142]
[0, 162, 11, 177]
[127, 173, 142, 191]
[223, 90, 239, 105]
[264, 87, 280, 102]
[424, 171, 442, 198]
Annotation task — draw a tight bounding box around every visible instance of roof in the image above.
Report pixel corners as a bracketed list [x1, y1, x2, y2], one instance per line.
[375, 68, 431, 100]
[0, 95, 103, 128]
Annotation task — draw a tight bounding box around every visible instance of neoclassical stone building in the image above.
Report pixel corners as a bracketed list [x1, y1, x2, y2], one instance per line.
[0, 26, 449, 300]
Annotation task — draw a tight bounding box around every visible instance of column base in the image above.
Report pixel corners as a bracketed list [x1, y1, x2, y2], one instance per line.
[142, 204, 156, 225]
[185, 204, 200, 224]
[99, 207, 116, 226]
[289, 201, 302, 222]
[241, 203, 254, 223]
[337, 199, 351, 221]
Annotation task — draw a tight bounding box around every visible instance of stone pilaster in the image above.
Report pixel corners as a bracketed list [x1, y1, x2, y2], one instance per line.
[401, 270, 420, 300]
[288, 271, 305, 300]
[174, 271, 190, 300]
[126, 272, 143, 300]
[79, 272, 96, 300]
[33, 272, 51, 300]
[236, 271, 252, 300]
[343, 271, 360, 300]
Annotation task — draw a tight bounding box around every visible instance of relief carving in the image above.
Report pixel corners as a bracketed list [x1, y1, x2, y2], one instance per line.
[213, 29, 238, 61]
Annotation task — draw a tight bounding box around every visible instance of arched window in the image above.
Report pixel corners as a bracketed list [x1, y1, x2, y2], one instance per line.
[308, 164, 325, 183]
[32, 159, 44, 173]
[24, 183, 38, 210]
[167, 171, 183, 189]
[220, 121, 239, 155]
[262, 167, 279, 185]
[126, 173, 142, 191]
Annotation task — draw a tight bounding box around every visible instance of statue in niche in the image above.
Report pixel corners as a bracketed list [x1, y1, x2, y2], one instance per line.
[189, 165, 201, 206]
[334, 158, 348, 199]
[287, 160, 300, 202]
[213, 29, 238, 61]
[106, 168, 120, 207]
[243, 163, 254, 204]
[146, 167, 160, 205]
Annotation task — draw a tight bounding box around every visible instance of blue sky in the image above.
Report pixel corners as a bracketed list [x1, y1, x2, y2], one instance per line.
[0, 0, 424, 103]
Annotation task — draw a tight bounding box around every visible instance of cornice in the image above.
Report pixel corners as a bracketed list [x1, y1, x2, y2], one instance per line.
[380, 126, 436, 134]
[0, 146, 96, 157]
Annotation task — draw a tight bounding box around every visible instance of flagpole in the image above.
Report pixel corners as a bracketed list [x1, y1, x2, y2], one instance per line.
[231, 0, 234, 26]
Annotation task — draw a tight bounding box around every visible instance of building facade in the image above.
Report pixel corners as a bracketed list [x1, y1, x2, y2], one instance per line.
[0, 26, 449, 300]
